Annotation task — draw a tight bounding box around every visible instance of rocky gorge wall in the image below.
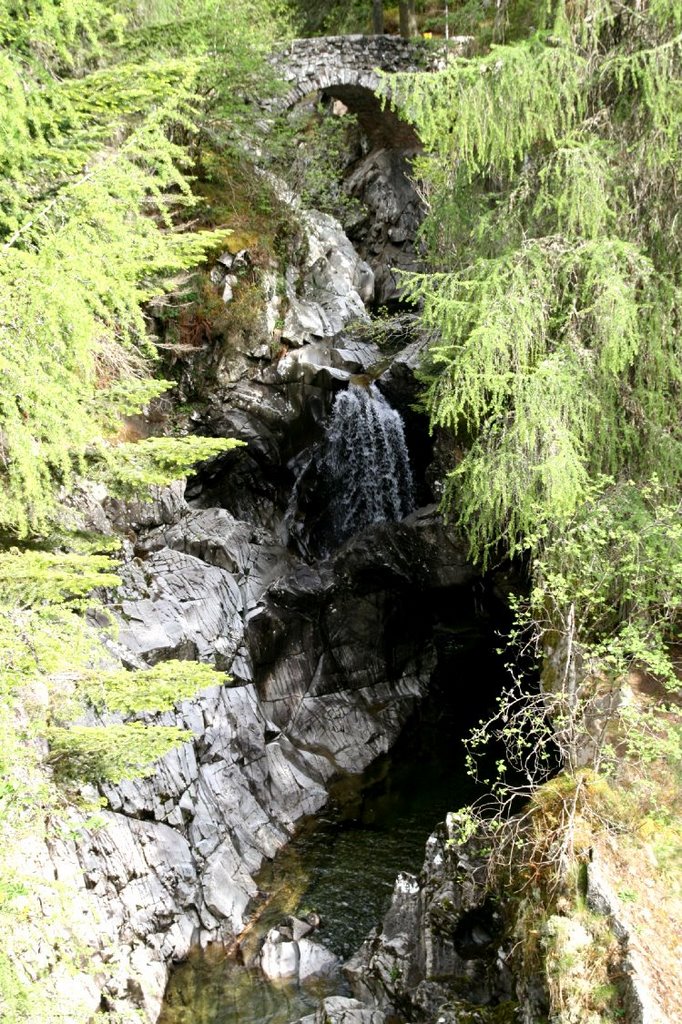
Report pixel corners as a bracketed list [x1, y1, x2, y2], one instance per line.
[28, 126, 490, 1021]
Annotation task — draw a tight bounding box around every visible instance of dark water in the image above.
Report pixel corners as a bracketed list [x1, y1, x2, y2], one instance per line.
[159, 616, 507, 1024]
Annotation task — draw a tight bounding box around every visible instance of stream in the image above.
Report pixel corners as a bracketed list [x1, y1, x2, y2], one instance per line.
[159, 614, 507, 1024]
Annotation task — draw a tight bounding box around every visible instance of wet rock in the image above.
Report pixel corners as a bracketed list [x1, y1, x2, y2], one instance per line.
[299, 937, 337, 983]
[345, 817, 513, 1019]
[331, 507, 475, 593]
[273, 336, 382, 390]
[260, 929, 301, 980]
[376, 333, 430, 410]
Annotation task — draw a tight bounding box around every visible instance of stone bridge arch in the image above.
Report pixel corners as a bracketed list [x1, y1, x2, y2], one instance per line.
[270, 34, 471, 147]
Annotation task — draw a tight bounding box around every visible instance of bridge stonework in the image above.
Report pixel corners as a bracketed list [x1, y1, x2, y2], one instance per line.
[271, 34, 473, 110]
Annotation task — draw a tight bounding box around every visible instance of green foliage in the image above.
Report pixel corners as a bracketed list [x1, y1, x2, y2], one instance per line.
[48, 722, 193, 783]
[119, 0, 290, 139]
[0, 0, 287, 538]
[293, 0, 371, 36]
[388, 5, 681, 648]
[270, 104, 364, 223]
[384, 38, 587, 177]
[531, 479, 682, 689]
[0, 549, 120, 607]
[83, 661, 226, 715]
[543, 908, 625, 1022]
[97, 435, 246, 497]
[0, 547, 220, 785]
[391, 6, 682, 965]
[0, 2, 289, 1017]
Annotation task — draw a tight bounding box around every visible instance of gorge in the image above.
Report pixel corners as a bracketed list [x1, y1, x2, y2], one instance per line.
[36, 56, 521, 1020]
[2, 7, 680, 1024]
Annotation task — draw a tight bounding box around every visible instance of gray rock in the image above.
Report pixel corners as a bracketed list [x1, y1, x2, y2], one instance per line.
[105, 481, 189, 532]
[587, 853, 660, 1024]
[260, 928, 301, 980]
[258, 919, 338, 984]
[298, 937, 339, 981]
[345, 821, 512, 1017]
[137, 507, 293, 613]
[345, 148, 425, 306]
[315, 996, 385, 1024]
[115, 548, 243, 665]
[291, 916, 315, 941]
[282, 209, 374, 347]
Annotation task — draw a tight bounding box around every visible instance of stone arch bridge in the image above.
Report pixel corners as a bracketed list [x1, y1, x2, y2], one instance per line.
[269, 33, 473, 146]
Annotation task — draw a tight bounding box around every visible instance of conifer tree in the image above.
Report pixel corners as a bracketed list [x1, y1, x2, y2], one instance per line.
[0, 4, 288, 1018]
[386, 0, 681, 686]
[0, 0, 285, 537]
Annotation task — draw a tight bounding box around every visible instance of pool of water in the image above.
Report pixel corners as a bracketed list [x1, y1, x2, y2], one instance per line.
[159, 619, 506, 1024]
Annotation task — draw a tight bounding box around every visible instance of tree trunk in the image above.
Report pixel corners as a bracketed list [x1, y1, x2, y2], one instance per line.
[398, 0, 418, 39]
[372, 0, 384, 34]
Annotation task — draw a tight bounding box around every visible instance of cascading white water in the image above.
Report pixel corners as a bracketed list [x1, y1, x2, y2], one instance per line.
[323, 382, 414, 546]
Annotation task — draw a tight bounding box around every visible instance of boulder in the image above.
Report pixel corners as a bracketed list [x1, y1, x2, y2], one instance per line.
[260, 929, 301, 980]
[258, 920, 339, 983]
[298, 938, 339, 981]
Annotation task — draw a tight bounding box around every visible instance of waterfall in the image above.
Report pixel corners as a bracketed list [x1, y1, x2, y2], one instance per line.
[323, 383, 414, 548]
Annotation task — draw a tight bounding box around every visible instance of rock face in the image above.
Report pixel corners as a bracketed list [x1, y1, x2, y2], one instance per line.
[586, 845, 673, 1024]
[345, 816, 515, 1021]
[282, 208, 374, 347]
[345, 148, 425, 306]
[69, 455, 475, 1021]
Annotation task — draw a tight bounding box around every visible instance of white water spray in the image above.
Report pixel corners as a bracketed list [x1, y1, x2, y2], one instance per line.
[323, 382, 414, 546]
